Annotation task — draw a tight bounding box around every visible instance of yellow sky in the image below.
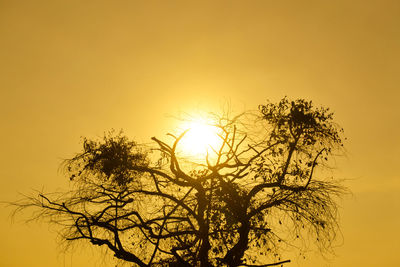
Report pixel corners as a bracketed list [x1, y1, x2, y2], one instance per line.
[1, 1, 399, 266]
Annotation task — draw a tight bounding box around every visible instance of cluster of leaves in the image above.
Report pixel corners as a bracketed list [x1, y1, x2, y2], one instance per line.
[66, 131, 149, 186]
[259, 97, 343, 147]
[13, 98, 347, 267]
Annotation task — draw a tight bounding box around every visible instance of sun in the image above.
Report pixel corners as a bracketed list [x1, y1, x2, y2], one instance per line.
[177, 117, 222, 160]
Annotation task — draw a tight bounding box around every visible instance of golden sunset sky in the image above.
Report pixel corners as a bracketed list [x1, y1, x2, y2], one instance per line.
[1, 1, 399, 266]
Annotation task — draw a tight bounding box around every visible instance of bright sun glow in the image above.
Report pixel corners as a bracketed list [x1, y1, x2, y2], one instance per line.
[178, 118, 222, 160]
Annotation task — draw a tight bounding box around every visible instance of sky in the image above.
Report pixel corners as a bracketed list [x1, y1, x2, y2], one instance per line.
[1, 0, 399, 266]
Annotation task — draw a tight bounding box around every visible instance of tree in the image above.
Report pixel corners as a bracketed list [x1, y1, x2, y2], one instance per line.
[12, 98, 346, 266]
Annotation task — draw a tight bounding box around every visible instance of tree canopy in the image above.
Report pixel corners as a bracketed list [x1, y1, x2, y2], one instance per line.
[13, 98, 346, 266]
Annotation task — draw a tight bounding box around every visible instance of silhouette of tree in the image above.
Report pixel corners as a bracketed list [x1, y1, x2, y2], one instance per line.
[12, 98, 346, 266]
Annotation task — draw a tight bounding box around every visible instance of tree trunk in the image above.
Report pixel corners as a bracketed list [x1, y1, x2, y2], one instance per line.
[223, 221, 250, 266]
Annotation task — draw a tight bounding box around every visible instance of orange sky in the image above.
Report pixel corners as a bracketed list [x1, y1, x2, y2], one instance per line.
[1, 1, 399, 266]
